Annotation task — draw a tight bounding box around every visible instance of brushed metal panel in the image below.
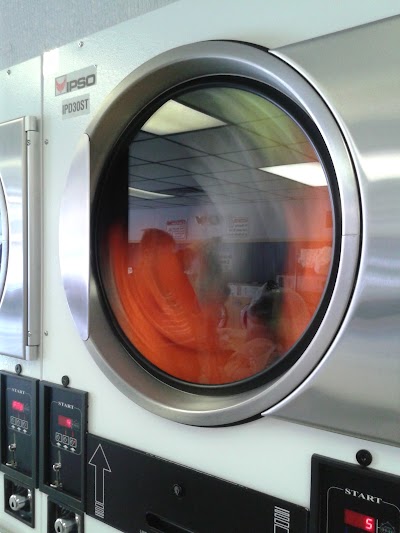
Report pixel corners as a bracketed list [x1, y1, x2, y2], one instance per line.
[269, 16, 400, 444]
[59, 134, 90, 340]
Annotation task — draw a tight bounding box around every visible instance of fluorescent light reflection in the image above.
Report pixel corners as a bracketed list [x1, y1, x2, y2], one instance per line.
[128, 187, 174, 200]
[43, 48, 60, 76]
[260, 162, 327, 187]
[362, 153, 400, 180]
[141, 100, 226, 135]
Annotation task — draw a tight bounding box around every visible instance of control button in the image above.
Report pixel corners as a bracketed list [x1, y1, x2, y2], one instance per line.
[55, 432, 62, 442]
[379, 523, 396, 533]
[70, 437, 77, 448]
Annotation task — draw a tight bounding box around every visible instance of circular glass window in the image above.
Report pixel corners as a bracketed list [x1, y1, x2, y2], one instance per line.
[96, 84, 336, 387]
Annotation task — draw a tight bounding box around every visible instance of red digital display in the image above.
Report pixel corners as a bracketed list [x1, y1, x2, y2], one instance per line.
[58, 415, 73, 429]
[344, 509, 375, 532]
[11, 400, 24, 412]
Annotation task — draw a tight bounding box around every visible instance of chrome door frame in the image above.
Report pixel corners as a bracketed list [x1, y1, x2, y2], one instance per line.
[59, 41, 360, 426]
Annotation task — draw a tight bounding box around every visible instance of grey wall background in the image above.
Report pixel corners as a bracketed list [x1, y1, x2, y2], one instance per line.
[0, 0, 178, 70]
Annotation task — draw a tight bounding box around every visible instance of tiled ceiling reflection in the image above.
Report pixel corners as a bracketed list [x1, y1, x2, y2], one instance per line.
[128, 87, 324, 209]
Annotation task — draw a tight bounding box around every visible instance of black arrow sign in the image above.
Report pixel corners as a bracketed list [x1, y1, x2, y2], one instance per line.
[88, 443, 111, 518]
[86, 434, 309, 532]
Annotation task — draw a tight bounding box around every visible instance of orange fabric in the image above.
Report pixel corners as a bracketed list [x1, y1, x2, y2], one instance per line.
[108, 224, 230, 383]
[223, 338, 278, 382]
[277, 289, 311, 352]
[106, 222, 320, 384]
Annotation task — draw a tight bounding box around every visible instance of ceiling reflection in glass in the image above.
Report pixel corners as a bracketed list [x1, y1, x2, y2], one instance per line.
[101, 85, 333, 385]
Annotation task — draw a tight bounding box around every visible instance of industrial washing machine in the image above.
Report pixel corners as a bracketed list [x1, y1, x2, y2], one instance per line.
[2, 1, 400, 532]
[0, 56, 42, 532]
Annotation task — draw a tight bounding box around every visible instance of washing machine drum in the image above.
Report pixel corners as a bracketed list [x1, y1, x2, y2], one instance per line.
[61, 41, 359, 426]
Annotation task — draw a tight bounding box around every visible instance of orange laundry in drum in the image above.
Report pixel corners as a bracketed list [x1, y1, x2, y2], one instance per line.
[107, 223, 225, 383]
[107, 219, 330, 385]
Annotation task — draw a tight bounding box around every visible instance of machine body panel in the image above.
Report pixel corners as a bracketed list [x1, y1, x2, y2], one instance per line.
[1, 2, 400, 532]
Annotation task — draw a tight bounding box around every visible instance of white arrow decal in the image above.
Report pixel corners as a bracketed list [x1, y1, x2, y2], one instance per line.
[89, 444, 111, 519]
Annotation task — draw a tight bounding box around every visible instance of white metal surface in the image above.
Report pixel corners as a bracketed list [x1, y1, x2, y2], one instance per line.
[1, 1, 399, 532]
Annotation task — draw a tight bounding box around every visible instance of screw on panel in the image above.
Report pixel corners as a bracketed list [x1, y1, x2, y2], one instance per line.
[172, 484, 184, 498]
[6, 70, 11, 75]
[78, 41, 84, 48]
[15, 364, 22, 375]
[26, 140, 31, 146]
[44, 139, 49, 145]
[44, 330, 48, 336]
[61, 375, 70, 388]
[356, 449, 373, 467]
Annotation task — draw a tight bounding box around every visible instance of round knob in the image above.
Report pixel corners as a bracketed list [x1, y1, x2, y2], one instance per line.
[9, 493, 29, 512]
[54, 517, 76, 533]
[53, 462, 62, 472]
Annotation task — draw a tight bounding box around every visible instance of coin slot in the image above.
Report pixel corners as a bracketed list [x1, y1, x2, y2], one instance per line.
[146, 512, 194, 533]
[4, 476, 35, 527]
[47, 499, 83, 533]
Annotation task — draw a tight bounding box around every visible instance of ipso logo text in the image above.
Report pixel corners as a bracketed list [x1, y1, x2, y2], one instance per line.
[55, 65, 97, 96]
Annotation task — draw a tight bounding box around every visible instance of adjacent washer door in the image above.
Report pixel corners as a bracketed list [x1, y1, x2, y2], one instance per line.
[60, 41, 360, 426]
[0, 117, 40, 360]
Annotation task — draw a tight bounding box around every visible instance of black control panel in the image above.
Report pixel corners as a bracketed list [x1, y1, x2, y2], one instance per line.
[86, 434, 309, 533]
[310, 455, 400, 533]
[0, 371, 39, 486]
[39, 382, 88, 512]
[50, 397, 82, 456]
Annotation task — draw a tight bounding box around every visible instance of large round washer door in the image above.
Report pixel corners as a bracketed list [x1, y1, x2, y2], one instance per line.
[60, 41, 360, 426]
